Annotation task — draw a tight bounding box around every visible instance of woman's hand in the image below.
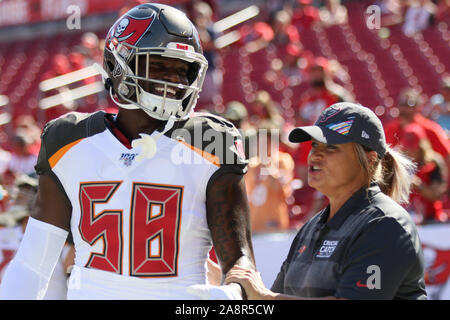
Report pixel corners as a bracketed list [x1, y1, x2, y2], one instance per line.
[224, 265, 277, 300]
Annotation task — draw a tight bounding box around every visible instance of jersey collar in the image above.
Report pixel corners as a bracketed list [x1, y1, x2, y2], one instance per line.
[104, 113, 133, 149]
[324, 183, 382, 230]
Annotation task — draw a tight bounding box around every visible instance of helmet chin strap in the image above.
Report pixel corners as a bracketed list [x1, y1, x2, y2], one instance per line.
[108, 86, 140, 110]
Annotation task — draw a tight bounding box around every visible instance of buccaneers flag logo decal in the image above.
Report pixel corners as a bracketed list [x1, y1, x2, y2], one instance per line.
[107, 13, 155, 46]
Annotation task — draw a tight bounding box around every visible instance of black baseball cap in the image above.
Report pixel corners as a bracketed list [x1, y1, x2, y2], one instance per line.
[289, 102, 387, 158]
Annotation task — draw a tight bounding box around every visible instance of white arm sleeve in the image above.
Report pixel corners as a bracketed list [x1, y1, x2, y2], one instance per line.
[0, 217, 68, 300]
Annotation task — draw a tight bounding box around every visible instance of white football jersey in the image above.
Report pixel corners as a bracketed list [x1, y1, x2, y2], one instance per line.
[35, 111, 247, 299]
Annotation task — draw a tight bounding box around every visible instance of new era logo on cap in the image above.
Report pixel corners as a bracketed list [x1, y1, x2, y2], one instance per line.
[361, 130, 370, 139]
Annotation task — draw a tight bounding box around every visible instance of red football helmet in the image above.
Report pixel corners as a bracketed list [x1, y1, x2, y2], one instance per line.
[103, 3, 208, 121]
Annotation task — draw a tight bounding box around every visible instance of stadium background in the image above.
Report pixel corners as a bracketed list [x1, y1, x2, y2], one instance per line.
[0, 0, 449, 299]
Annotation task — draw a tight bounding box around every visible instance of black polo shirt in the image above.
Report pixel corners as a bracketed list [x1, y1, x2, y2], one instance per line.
[271, 184, 427, 300]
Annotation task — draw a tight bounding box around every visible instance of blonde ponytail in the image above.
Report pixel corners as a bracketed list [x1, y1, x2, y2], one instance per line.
[374, 146, 417, 203]
[354, 144, 417, 204]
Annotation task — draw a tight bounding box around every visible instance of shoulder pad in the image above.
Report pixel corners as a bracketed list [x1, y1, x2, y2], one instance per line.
[166, 112, 247, 168]
[35, 111, 106, 176]
[41, 111, 106, 159]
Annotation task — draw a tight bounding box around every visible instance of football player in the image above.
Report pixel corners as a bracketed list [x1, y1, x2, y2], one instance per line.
[0, 3, 255, 299]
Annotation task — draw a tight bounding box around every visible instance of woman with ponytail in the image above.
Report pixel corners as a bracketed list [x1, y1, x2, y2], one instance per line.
[223, 103, 427, 300]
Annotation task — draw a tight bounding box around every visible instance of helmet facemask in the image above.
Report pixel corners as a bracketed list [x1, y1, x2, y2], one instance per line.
[108, 40, 208, 121]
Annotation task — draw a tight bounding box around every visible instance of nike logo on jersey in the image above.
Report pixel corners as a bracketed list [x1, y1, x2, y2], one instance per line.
[356, 280, 368, 288]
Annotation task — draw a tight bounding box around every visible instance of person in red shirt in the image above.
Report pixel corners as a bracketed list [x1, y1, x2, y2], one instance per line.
[295, 57, 353, 126]
[235, 20, 275, 54]
[398, 123, 448, 224]
[384, 88, 450, 171]
[292, 0, 320, 30]
[14, 115, 41, 156]
[272, 9, 301, 44]
[40, 54, 78, 122]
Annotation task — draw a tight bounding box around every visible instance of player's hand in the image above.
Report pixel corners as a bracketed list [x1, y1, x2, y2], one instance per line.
[224, 265, 276, 300]
[186, 284, 243, 300]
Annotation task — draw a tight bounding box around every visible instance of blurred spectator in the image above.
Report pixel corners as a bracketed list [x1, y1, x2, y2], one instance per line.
[265, 0, 296, 18]
[270, 9, 302, 58]
[187, 0, 219, 21]
[41, 31, 105, 121]
[238, 20, 275, 53]
[73, 32, 107, 112]
[42, 54, 73, 81]
[0, 174, 38, 227]
[0, 147, 11, 179]
[78, 32, 102, 65]
[71, 33, 100, 83]
[377, 0, 406, 27]
[191, 1, 222, 109]
[319, 0, 348, 26]
[6, 131, 37, 177]
[70, 32, 101, 73]
[295, 57, 353, 127]
[14, 115, 42, 156]
[222, 100, 253, 161]
[435, 0, 450, 22]
[41, 54, 78, 121]
[245, 122, 294, 233]
[271, 9, 301, 45]
[222, 100, 250, 131]
[384, 88, 450, 170]
[292, 0, 320, 30]
[248, 90, 284, 128]
[277, 43, 308, 87]
[399, 124, 448, 224]
[402, 0, 437, 36]
[427, 76, 450, 137]
[0, 184, 8, 212]
[0, 174, 71, 299]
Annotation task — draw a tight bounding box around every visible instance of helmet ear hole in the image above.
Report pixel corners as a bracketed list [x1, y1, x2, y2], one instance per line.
[105, 78, 115, 94]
